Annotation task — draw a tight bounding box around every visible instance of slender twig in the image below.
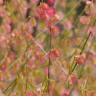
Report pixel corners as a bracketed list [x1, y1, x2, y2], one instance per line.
[48, 28, 52, 94]
[70, 31, 91, 73]
[3, 42, 32, 95]
[7, 79, 17, 96]
[70, 15, 96, 74]
[25, 58, 28, 95]
[3, 78, 17, 93]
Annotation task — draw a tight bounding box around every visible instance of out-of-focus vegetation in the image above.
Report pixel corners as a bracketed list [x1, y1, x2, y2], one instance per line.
[0, 0, 96, 96]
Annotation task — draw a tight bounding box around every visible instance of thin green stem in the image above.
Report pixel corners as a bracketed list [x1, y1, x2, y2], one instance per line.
[70, 31, 91, 74]
[48, 28, 52, 94]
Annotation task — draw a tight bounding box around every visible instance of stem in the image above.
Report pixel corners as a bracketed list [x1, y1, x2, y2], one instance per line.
[70, 31, 91, 73]
[3, 78, 17, 93]
[3, 43, 32, 95]
[69, 15, 96, 74]
[80, 32, 91, 54]
[25, 61, 28, 95]
[48, 28, 52, 94]
[7, 79, 17, 96]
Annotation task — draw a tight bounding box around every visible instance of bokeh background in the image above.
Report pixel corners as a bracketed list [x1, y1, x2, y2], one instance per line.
[0, 0, 96, 96]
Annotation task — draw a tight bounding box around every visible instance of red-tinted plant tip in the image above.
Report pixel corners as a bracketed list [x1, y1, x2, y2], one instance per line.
[69, 74, 78, 85]
[50, 25, 60, 37]
[47, 0, 56, 6]
[64, 20, 73, 30]
[80, 16, 90, 25]
[47, 7, 56, 17]
[49, 49, 61, 59]
[75, 53, 86, 65]
[1, 64, 7, 72]
[61, 89, 70, 96]
[48, 14, 60, 26]
[26, 91, 37, 96]
[88, 26, 96, 37]
[36, 3, 56, 21]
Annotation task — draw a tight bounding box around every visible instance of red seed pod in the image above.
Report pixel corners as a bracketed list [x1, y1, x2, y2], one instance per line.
[48, 14, 60, 26]
[50, 25, 60, 37]
[75, 54, 86, 65]
[36, 3, 49, 20]
[46, 7, 56, 17]
[49, 49, 61, 59]
[79, 16, 90, 25]
[61, 89, 70, 96]
[47, 0, 56, 6]
[87, 26, 96, 37]
[36, 3, 55, 21]
[1, 64, 7, 72]
[69, 74, 78, 85]
[64, 20, 73, 30]
[39, 3, 49, 10]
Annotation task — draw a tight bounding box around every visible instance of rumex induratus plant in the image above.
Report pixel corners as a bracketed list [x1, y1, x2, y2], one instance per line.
[0, 0, 96, 96]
